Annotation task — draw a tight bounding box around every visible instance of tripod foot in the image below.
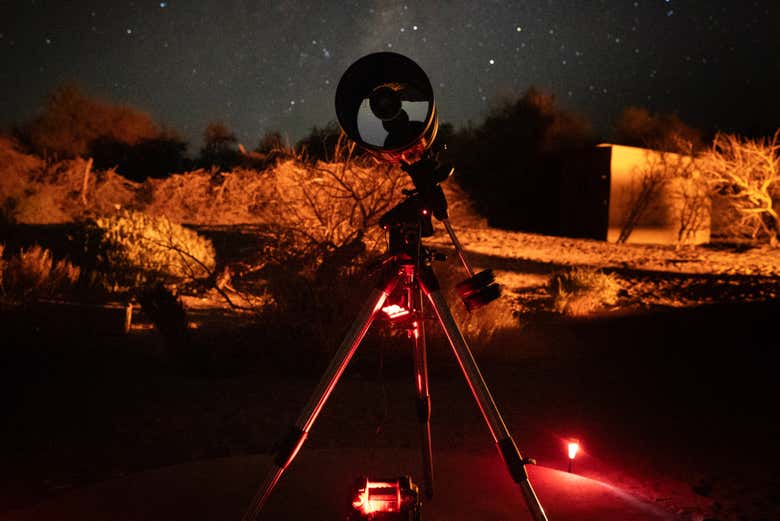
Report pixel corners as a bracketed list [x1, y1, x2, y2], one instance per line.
[423, 287, 549, 521]
[241, 287, 390, 521]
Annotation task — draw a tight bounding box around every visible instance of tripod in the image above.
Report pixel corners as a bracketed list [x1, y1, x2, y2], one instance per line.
[241, 159, 548, 521]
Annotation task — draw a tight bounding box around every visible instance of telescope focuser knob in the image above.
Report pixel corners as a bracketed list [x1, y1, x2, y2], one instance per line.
[456, 269, 502, 311]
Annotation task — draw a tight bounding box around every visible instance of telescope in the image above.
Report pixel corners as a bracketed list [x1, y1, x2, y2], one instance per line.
[241, 52, 549, 521]
[335, 52, 439, 163]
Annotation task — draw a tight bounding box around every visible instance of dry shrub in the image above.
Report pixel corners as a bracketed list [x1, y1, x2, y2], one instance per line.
[86, 210, 216, 289]
[1, 142, 407, 237]
[85, 167, 140, 214]
[548, 267, 620, 316]
[0, 134, 142, 223]
[256, 159, 407, 257]
[141, 167, 275, 224]
[1, 244, 80, 303]
[0, 136, 45, 222]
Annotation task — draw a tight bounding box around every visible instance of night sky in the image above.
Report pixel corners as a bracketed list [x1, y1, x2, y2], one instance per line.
[1, 1, 778, 152]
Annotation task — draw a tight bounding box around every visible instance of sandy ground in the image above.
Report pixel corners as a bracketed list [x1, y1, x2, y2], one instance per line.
[1, 450, 672, 521]
[435, 226, 780, 277]
[2, 225, 779, 521]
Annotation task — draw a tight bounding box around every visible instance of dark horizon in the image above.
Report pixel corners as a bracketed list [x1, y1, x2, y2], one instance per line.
[2, 1, 778, 150]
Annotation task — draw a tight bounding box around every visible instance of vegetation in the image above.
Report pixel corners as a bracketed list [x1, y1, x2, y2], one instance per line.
[3, 83, 780, 349]
[701, 131, 780, 247]
[19, 84, 159, 160]
[14, 85, 189, 181]
[85, 210, 216, 289]
[199, 121, 241, 171]
[613, 106, 704, 153]
[445, 87, 594, 233]
[0, 244, 80, 304]
[548, 267, 620, 316]
[295, 121, 345, 163]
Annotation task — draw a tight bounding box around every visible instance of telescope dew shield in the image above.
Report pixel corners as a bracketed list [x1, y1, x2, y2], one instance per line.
[335, 52, 438, 162]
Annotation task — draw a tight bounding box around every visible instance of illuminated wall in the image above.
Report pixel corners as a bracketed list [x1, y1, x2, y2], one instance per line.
[601, 143, 710, 245]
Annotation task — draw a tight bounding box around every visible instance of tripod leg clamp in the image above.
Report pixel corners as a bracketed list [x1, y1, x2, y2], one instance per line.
[497, 437, 531, 483]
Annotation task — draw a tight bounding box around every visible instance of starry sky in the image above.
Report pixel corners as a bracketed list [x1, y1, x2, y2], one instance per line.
[1, 1, 778, 152]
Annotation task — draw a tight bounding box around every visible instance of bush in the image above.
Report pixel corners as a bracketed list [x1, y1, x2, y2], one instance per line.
[86, 210, 216, 289]
[548, 267, 620, 316]
[0, 135, 45, 223]
[1, 244, 80, 303]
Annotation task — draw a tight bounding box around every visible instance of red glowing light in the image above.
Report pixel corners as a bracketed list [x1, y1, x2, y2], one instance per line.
[568, 441, 580, 460]
[421, 208, 429, 215]
[382, 304, 410, 319]
[352, 479, 402, 515]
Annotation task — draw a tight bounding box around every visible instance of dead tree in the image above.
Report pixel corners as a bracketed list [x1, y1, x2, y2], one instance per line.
[701, 131, 780, 247]
[670, 143, 709, 246]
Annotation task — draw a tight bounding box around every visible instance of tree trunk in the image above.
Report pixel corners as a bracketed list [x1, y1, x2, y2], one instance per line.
[81, 157, 93, 206]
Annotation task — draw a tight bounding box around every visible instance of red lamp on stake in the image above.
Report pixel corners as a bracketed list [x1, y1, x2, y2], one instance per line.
[567, 440, 580, 473]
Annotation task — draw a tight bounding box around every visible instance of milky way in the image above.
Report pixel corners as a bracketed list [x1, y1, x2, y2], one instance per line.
[1, 1, 777, 151]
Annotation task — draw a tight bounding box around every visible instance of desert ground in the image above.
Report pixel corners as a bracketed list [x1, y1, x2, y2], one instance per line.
[2, 219, 778, 521]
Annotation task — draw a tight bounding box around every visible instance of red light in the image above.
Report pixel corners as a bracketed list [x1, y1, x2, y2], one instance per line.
[349, 476, 421, 520]
[382, 304, 410, 319]
[421, 208, 429, 215]
[568, 441, 579, 460]
[352, 479, 402, 515]
[567, 440, 580, 473]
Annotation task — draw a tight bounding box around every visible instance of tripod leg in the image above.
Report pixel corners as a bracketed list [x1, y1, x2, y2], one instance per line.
[411, 287, 434, 499]
[241, 287, 391, 521]
[424, 288, 549, 521]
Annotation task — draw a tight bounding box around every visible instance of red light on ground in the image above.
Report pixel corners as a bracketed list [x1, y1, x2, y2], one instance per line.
[568, 441, 579, 460]
[349, 476, 421, 520]
[382, 304, 410, 319]
[352, 479, 402, 515]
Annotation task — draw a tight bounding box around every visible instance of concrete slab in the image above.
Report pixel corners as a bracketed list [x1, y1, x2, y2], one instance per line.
[2, 449, 671, 521]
